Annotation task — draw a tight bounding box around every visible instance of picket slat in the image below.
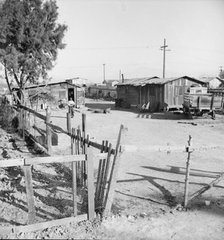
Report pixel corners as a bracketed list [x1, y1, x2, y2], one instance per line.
[24, 165, 36, 224]
[95, 141, 105, 210]
[98, 141, 108, 210]
[102, 143, 113, 208]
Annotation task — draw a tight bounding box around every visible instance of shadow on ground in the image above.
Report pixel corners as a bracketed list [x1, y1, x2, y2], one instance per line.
[0, 163, 85, 225]
[150, 112, 192, 120]
[115, 165, 224, 214]
[85, 101, 195, 121]
[118, 172, 178, 207]
[142, 165, 222, 180]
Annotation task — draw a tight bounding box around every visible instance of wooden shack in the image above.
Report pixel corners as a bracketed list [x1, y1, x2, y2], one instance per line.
[116, 76, 205, 111]
[13, 80, 85, 108]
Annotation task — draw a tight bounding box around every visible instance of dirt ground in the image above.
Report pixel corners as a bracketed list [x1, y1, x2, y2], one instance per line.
[1, 98, 224, 239]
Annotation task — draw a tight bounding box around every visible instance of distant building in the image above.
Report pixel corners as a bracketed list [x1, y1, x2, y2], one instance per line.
[102, 80, 120, 87]
[198, 77, 223, 89]
[116, 76, 205, 111]
[87, 80, 120, 100]
[87, 84, 117, 99]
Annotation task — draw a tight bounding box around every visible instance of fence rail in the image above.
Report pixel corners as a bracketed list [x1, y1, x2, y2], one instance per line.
[17, 104, 116, 154]
[0, 103, 125, 231]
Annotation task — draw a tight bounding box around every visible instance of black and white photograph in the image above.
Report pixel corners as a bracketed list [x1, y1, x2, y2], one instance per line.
[0, 0, 224, 239]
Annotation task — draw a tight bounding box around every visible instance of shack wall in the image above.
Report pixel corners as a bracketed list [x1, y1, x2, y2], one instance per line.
[127, 86, 139, 105]
[139, 85, 164, 111]
[117, 85, 139, 106]
[117, 77, 204, 111]
[117, 84, 163, 110]
[164, 78, 202, 108]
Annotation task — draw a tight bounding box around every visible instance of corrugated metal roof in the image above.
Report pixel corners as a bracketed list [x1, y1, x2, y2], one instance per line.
[144, 77, 174, 85]
[118, 76, 159, 86]
[118, 76, 205, 86]
[12, 81, 82, 90]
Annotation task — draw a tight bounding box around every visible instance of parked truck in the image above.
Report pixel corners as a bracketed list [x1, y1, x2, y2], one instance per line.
[183, 87, 223, 119]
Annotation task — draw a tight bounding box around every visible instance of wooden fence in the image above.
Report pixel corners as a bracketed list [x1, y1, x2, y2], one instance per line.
[0, 103, 125, 232]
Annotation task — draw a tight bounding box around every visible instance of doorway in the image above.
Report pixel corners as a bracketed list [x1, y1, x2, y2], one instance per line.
[68, 88, 74, 101]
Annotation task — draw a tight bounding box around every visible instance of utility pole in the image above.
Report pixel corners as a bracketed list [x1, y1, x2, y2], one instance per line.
[103, 64, 106, 83]
[160, 38, 171, 78]
[119, 70, 122, 81]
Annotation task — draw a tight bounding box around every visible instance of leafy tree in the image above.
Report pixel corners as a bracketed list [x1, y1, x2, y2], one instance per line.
[0, 0, 67, 98]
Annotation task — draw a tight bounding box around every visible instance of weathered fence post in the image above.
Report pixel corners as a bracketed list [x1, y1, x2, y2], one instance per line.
[82, 113, 86, 136]
[104, 124, 125, 215]
[46, 106, 52, 155]
[82, 114, 87, 186]
[23, 103, 27, 139]
[184, 135, 193, 208]
[18, 107, 22, 134]
[20, 107, 25, 139]
[24, 165, 36, 224]
[71, 127, 74, 154]
[27, 112, 31, 133]
[101, 143, 112, 209]
[98, 141, 108, 212]
[71, 128, 77, 216]
[67, 111, 71, 134]
[77, 126, 82, 184]
[33, 103, 38, 137]
[95, 140, 105, 211]
[87, 135, 95, 220]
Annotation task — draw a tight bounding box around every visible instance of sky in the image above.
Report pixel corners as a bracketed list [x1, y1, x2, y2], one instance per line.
[22, 0, 224, 84]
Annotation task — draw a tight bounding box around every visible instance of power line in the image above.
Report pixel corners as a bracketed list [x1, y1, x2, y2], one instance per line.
[71, 46, 150, 50]
[160, 38, 171, 78]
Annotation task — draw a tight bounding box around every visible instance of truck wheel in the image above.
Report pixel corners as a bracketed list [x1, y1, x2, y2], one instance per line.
[199, 111, 203, 117]
[183, 106, 188, 115]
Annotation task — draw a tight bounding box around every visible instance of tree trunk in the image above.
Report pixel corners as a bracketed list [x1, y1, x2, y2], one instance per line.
[4, 65, 12, 93]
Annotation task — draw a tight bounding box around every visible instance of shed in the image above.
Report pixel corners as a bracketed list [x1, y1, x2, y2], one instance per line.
[116, 76, 205, 111]
[13, 80, 85, 108]
[198, 77, 223, 89]
[102, 80, 120, 87]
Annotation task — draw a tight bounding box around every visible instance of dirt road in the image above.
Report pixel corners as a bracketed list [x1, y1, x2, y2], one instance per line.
[48, 99, 224, 239]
